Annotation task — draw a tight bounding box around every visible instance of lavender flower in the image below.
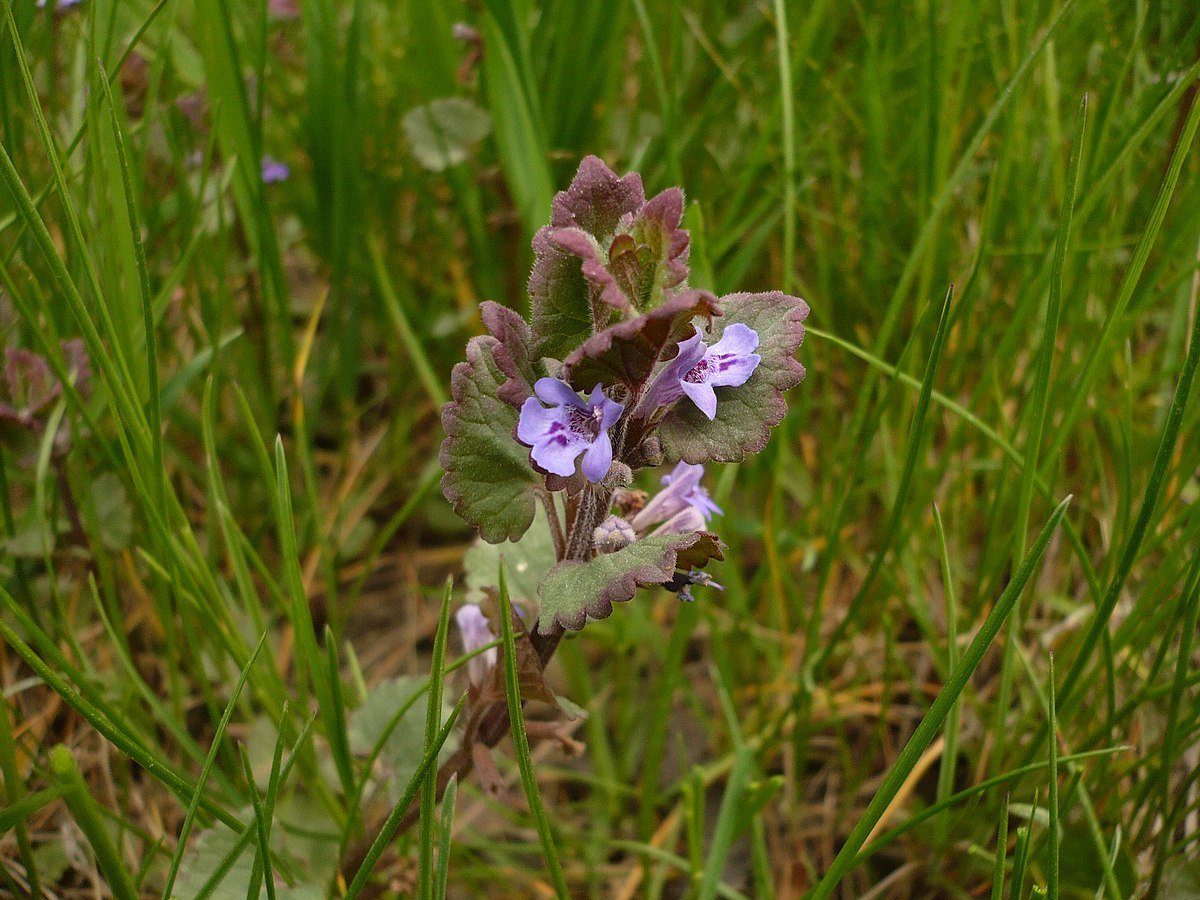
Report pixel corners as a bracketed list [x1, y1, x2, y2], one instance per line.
[455, 604, 497, 686]
[261, 156, 290, 184]
[517, 378, 623, 482]
[632, 462, 721, 535]
[37, 0, 84, 10]
[645, 324, 761, 420]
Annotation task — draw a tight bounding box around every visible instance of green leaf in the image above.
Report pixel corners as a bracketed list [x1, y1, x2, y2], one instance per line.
[536, 531, 714, 634]
[402, 97, 492, 172]
[91, 472, 132, 551]
[528, 227, 594, 361]
[440, 335, 540, 543]
[174, 825, 256, 900]
[660, 292, 809, 464]
[348, 676, 455, 802]
[464, 501, 557, 607]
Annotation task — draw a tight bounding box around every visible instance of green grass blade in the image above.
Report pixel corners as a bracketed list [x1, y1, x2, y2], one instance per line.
[435, 774, 458, 899]
[1055, 228, 1200, 718]
[772, 0, 795, 292]
[237, 742, 274, 900]
[369, 238, 448, 409]
[49, 745, 138, 900]
[0, 660, 41, 895]
[991, 793, 1010, 900]
[419, 578, 453, 899]
[808, 495, 1071, 899]
[498, 560, 570, 898]
[1046, 90, 1200, 462]
[698, 743, 754, 900]
[932, 504, 961, 846]
[811, 284, 955, 676]
[161, 633, 266, 899]
[1148, 549, 1200, 894]
[343, 694, 464, 898]
[0, 592, 243, 833]
[1048, 653, 1060, 900]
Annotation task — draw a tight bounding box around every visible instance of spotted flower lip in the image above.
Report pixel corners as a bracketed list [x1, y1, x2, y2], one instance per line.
[644, 324, 761, 420]
[456, 604, 497, 686]
[517, 378, 624, 482]
[632, 461, 722, 534]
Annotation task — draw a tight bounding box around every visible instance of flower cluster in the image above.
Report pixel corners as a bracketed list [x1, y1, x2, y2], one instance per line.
[442, 156, 808, 637]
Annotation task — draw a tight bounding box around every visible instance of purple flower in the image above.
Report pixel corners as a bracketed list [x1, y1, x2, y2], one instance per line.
[37, 0, 84, 10]
[632, 462, 722, 535]
[517, 378, 624, 482]
[456, 604, 497, 686]
[261, 156, 290, 184]
[645, 324, 761, 420]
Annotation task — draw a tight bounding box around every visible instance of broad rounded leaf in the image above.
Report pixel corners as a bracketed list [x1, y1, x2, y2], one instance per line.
[563, 289, 719, 392]
[659, 292, 809, 464]
[536, 531, 708, 634]
[440, 335, 540, 543]
[402, 97, 492, 172]
[464, 501, 557, 606]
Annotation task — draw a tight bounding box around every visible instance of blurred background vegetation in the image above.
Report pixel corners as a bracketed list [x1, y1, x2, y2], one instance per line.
[1, 0, 1200, 896]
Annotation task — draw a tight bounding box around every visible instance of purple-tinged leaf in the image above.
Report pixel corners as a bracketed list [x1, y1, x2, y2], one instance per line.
[659, 292, 809, 464]
[480, 301, 537, 407]
[549, 187, 691, 313]
[674, 532, 725, 570]
[535, 531, 716, 634]
[548, 226, 630, 314]
[440, 335, 540, 544]
[617, 187, 690, 309]
[528, 225, 594, 360]
[549, 155, 645, 241]
[563, 289, 719, 393]
[5, 348, 59, 415]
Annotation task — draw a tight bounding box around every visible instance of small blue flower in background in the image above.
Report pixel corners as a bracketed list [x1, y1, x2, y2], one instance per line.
[261, 156, 290, 184]
[37, 0, 84, 10]
[632, 461, 721, 535]
[517, 378, 624, 482]
[646, 324, 761, 420]
[455, 604, 496, 686]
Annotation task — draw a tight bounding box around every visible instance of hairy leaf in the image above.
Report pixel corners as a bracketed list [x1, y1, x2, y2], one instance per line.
[660, 292, 809, 463]
[549, 155, 645, 241]
[563, 289, 719, 392]
[480, 301, 537, 407]
[528, 225, 594, 360]
[536, 532, 709, 634]
[440, 335, 540, 543]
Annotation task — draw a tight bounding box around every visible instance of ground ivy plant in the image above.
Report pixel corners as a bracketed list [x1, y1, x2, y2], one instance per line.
[435, 155, 807, 790]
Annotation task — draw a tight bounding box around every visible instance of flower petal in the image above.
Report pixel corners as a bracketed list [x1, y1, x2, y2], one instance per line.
[581, 431, 613, 482]
[681, 380, 718, 420]
[531, 432, 585, 476]
[707, 351, 761, 388]
[707, 323, 759, 357]
[651, 505, 706, 536]
[598, 395, 625, 430]
[517, 397, 562, 445]
[534, 377, 585, 408]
